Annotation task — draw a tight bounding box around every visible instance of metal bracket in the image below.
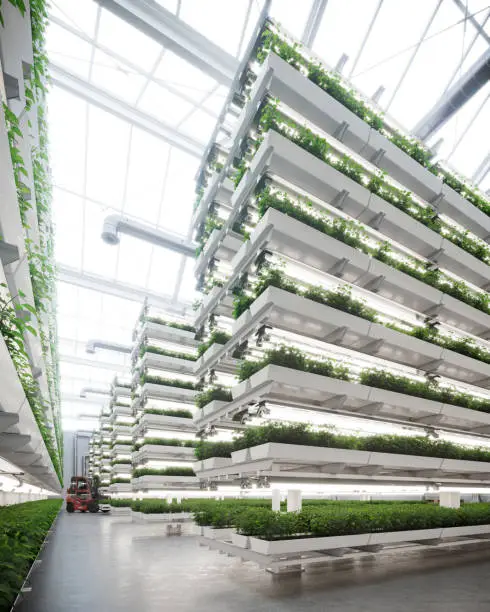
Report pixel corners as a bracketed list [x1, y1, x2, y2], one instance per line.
[429, 193, 444, 211]
[370, 148, 386, 166]
[321, 394, 348, 409]
[331, 189, 349, 210]
[328, 257, 349, 278]
[361, 339, 384, 355]
[363, 275, 385, 293]
[367, 211, 385, 230]
[420, 358, 444, 373]
[3, 72, 19, 100]
[0, 240, 20, 265]
[323, 326, 348, 344]
[333, 121, 349, 142]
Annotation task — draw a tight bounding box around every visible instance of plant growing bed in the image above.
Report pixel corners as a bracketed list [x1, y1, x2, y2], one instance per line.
[230, 502, 490, 555]
[0, 499, 62, 610]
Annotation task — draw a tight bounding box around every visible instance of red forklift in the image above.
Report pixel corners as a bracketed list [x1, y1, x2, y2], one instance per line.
[66, 475, 110, 513]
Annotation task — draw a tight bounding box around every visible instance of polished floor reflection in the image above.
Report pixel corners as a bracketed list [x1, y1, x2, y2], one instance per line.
[17, 512, 490, 612]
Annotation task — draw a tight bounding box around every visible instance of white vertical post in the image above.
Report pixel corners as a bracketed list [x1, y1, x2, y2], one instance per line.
[272, 489, 281, 511]
[439, 491, 460, 508]
[287, 489, 302, 512]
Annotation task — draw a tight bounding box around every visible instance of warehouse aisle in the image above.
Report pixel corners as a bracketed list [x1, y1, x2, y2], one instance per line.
[17, 512, 490, 612]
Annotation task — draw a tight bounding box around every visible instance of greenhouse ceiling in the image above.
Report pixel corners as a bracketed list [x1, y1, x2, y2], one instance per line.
[46, 0, 490, 430]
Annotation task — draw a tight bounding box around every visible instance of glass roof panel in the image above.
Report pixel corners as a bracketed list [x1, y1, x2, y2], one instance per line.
[146, 247, 182, 293]
[52, 188, 84, 270]
[178, 108, 217, 143]
[178, 257, 199, 303]
[311, 0, 381, 70]
[270, 0, 314, 40]
[46, 22, 94, 79]
[48, 88, 87, 194]
[180, 0, 250, 56]
[90, 49, 148, 104]
[115, 235, 154, 287]
[137, 81, 195, 125]
[154, 51, 218, 103]
[85, 106, 132, 208]
[123, 128, 171, 223]
[97, 8, 163, 71]
[388, 2, 482, 128]
[49, 0, 99, 37]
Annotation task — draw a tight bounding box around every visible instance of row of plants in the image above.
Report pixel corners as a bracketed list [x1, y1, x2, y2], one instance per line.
[252, 24, 490, 217]
[111, 497, 428, 515]
[110, 459, 131, 465]
[144, 316, 195, 333]
[140, 373, 196, 389]
[197, 330, 232, 357]
[251, 187, 490, 315]
[236, 345, 490, 414]
[0, 289, 62, 482]
[249, 101, 490, 266]
[132, 467, 195, 478]
[194, 421, 490, 463]
[0, 499, 62, 610]
[138, 343, 197, 362]
[232, 264, 490, 368]
[133, 437, 198, 450]
[233, 502, 490, 540]
[195, 386, 233, 409]
[138, 408, 193, 419]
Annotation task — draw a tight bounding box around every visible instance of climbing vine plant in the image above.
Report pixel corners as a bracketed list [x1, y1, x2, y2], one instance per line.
[1, 0, 62, 481]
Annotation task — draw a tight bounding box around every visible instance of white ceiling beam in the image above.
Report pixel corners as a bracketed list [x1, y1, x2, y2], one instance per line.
[48, 15, 220, 119]
[452, 0, 490, 45]
[57, 264, 193, 314]
[301, 0, 328, 48]
[49, 63, 205, 158]
[59, 354, 129, 372]
[413, 47, 490, 141]
[472, 152, 490, 185]
[94, 0, 239, 84]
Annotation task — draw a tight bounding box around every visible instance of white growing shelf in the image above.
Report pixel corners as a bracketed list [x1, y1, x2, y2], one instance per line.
[197, 286, 490, 390]
[193, 441, 490, 487]
[196, 207, 490, 339]
[241, 52, 490, 241]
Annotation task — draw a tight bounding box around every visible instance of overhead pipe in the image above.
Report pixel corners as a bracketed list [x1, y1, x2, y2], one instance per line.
[101, 214, 196, 257]
[86, 339, 132, 354]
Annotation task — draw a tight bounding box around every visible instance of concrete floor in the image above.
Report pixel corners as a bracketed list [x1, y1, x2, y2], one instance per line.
[16, 511, 490, 612]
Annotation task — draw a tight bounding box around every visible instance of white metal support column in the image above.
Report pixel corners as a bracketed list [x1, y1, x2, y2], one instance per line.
[94, 0, 239, 85]
[413, 47, 490, 141]
[301, 0, 328, 47]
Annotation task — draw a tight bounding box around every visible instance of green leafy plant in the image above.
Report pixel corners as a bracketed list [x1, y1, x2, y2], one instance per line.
[133, 437, 197, 450]
[195, 386, 233, 409]
[132, 467, 195, 478]
[253, 187, 490, 316]
[234, 502, 490, 540]
[139, 344, 197, 361]
[254, 25, 490, 218]
[253, 101, 490, 265]
[197, 330, 232, 356]
[196, 421, 490, 463]
[0, 499, 61, 610]
[141, 408, 193, 419]
[144, 317, 195, 332]
[140, 374, 196, 389]
[237, 345, 349, 383]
